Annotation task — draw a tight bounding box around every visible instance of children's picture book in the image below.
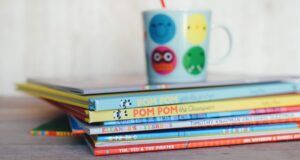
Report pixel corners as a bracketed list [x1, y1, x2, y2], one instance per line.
[27, 74, 299, 95]
[102, 105, 300, 126]
[67, 115, 85, 135]
[72, 111, 300, 135]
[85, 129, 300, 156]
[18, 80, 300, 111]
[92, 126, 300, 147]
[93, 123, 299, 142]
[30, 115, 83, 136]
[44, 94, 300, 123]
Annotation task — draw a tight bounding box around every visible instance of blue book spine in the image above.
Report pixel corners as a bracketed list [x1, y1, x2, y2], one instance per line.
[67, 116, 84, 131]
[96, 123, 299, 142]
[103, 110, 251, 126]
[89, 82, 299, 111]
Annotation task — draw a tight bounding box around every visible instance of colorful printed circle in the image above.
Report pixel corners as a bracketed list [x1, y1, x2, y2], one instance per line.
[183, 46, 205, 75]
[185, 14, 207, 44]
[151, 46, 177, 75]
[149, 14, 176, 44]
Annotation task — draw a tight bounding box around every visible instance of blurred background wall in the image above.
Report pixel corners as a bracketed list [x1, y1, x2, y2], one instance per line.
[0, 0, 300, 96]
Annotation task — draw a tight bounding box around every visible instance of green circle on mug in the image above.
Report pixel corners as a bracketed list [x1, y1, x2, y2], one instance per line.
[183, 46, 205, 75]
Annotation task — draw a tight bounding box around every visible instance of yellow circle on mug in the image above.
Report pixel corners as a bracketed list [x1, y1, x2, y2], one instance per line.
[186, 14, 207, 44]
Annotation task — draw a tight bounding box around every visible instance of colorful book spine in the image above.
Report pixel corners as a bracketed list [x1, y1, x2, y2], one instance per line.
[96, 123, 298, 142]
[30, 130, 73, 136]
[17, 83, 89, 108]
[86, 132, 300, 156]
[103, 105, 300, 126]
[89, 82, 300, 111]
[86, 94, 300, 122]
[75, 111, 300, 135]
[67, 115, 85, 135]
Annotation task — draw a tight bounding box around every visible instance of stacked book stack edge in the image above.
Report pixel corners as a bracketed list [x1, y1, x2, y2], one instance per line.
[18, 75, 300, 156]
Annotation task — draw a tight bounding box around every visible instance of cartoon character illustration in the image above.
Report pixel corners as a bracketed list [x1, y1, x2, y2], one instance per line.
[119, 99, 132, 109]
[183, 46, 205, 75]
[149, 14, 176, 44]
[151, 46, 177, 75]
[113, 99, 131, 120]
[185, 14, 207, 44]
[113, 109, 128, 120]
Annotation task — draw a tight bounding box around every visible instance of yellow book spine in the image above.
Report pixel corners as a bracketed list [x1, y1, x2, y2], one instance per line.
[87, 94, 300, 123]
[17, 83, 89, 101]
[18, 88, 89, 109]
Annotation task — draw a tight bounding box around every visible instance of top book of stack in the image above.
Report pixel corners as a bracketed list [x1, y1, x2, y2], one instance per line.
[17, 74, 300, 112]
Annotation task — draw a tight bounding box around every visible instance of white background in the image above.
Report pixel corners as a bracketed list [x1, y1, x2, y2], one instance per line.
[1, 0, 300, 96]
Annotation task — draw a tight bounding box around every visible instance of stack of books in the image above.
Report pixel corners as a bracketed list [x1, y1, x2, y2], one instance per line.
[18, 75, 300, 156]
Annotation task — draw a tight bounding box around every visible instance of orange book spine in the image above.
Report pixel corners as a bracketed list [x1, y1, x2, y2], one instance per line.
[92, 133, 300, 156]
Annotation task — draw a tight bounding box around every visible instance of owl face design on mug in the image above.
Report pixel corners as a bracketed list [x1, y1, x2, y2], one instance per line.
[149, 14, 176, 44]
[183, 46, 206, 75]
[151, 46, 177, 75]
[186, 14, 208, 44]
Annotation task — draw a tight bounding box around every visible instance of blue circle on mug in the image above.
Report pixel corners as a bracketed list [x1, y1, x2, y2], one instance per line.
[149, 14, 176, 44]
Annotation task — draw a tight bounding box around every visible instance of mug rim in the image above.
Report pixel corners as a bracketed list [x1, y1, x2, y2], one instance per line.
[142, 9, 212, 14]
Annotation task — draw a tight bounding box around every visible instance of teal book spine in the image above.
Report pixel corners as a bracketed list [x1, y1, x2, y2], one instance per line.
[88, 82, 299, 111]
[96, 123, 299, 142]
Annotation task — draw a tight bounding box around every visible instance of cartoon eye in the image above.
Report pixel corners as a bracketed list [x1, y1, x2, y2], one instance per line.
[153, 52, 162, 62]
[164, 52, 173, 62]
[187, 26, 191, 30]
[203, 26, 206, 30]
[151, 24, 156, 28]
[167, 23, 172, 27]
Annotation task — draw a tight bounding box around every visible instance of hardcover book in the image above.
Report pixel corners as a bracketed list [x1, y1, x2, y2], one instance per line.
[27, 74, 299, 95]
[18, 81, 300, 111]
[93, 123, 299, 142]
[72, 110, 300, 135]
[31, 115, 84, 136]
[84, 129, 300, 156]
[41, 94, 300, 123]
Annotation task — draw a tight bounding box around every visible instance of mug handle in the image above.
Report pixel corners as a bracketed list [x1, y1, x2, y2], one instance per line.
[208, 25, 233, 64]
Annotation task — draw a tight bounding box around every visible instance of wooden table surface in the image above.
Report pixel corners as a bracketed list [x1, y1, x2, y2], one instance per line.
[1, 97, 300, 160]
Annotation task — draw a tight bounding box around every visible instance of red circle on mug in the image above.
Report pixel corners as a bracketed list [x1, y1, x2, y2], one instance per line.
[151, 46, 177, 75]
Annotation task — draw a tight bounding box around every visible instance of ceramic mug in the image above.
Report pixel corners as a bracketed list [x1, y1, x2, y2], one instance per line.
[143, 9, 233, 83]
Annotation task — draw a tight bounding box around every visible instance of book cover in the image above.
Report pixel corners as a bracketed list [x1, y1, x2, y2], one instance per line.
[94, 123, 299, 142]
[84, 129, 300, 156]
[89, 82, 300, 111]
[73, 111, 300, 135]
[51, 99, 300, 125]
[27, 74, 298, 95]
[67, 115, 85, 135]
[31, 115, 82, 136]
[18, 81, 300, 111]
[103, 105, 300, 126]
[81, 94, 300, 122]
[93, 126, 300, 147]
[18, 91, 300, 122]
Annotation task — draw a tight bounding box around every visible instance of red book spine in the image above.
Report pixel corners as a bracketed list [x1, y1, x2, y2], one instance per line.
[92, 133, 300, 156]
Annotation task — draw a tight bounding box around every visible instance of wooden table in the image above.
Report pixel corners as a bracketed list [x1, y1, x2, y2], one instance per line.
[1, 97, 300, 160]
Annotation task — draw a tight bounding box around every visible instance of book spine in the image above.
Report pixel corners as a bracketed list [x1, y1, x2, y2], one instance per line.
[88, 94, 300, 122]
[93, 133, 300, 156]
[103, 110, 249, 126]
[19, 86, 88, 109]
[30, 130, 72, 136]
[96, 123, 299, 142]
[90, 83, 297, 111]
[103, 105, 300, 126]
[92, 111, 300, 135]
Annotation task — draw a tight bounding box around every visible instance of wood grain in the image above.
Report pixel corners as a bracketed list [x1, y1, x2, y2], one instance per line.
[0, 97, 300, 160]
